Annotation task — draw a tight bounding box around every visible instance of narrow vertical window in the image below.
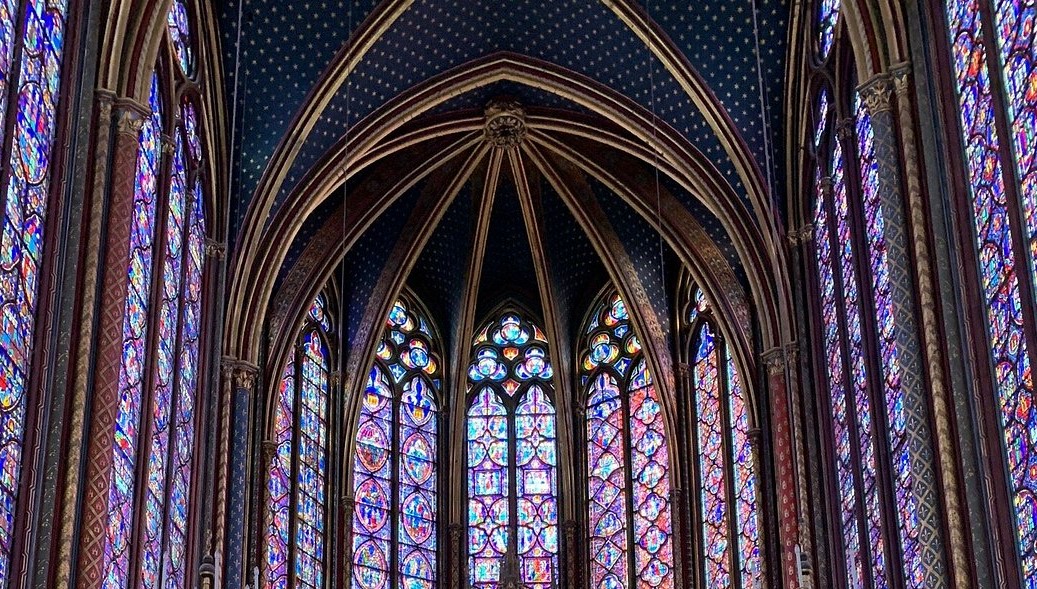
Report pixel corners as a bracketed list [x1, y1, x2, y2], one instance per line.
[466, 313, 559, 588]
[0, 0, 72, 579]
[264, 295, 333, 589]
[581, 294, 675, 589]
[684, 291, 761, 589]
[352, 298, 441, 589]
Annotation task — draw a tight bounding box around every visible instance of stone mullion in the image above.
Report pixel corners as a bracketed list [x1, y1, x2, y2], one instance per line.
[859, 75, 948, 587]
[890, 63, 972, 589]
[74, 102, 148, 589]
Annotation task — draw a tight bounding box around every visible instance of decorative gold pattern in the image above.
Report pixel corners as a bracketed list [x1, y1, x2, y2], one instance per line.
[484, 99, 527, 147]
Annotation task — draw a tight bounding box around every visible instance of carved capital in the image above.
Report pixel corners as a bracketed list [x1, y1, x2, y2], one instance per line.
[261, 440, 277, 464]
[858, 75, 895, 115]
[673, 362, 690, 378]
[95, 90, 115, 126]
[890, 62, 912, 99]
[330, 371, 342, 389]
[748, 427, 764, 449]
[762, 347, 786, 376]
[205, 238, 226, 260]
[484, 98, 527, 148]
[115, 109, 144, 136]
[222, 358, 260, 391]
[787, 224, 813, 246]
[341, 494, 356, 515]
[835, 117, 856, 142]
[161, 134, 176, 155]
[784, 342, 800, 365]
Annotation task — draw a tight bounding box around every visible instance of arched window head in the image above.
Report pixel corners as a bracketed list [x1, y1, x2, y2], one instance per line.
[467, 311, 559, 589]
[166, 0, 194, 75]
[942, 1, 1037, 583]
[265, 295, 334, 589]
[353, 297, 441, 589]
[816, 0, 840, 60]
[686, 293, 761, 589]
[581, 292, 675, 589]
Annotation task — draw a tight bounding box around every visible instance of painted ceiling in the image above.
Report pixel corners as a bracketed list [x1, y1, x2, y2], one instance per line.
[218, 0, 790, 354]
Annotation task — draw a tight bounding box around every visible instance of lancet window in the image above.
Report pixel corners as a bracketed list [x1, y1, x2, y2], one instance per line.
[466, 312, 559, 589]
[0, 0, 73, 580]
[352, 297, 441, 589]
[99, 3, 214, 587]
[265, 294, 334, 589]
[941, 0, 1037, 583]
[580, 293, 676, 589]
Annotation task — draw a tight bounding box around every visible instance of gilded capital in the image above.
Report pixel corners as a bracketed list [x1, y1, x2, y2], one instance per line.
[890, 62, 912, 99]
[115, 109, 144, 136]
[859, 75, 894, 115]
[222, 358, 259, 390]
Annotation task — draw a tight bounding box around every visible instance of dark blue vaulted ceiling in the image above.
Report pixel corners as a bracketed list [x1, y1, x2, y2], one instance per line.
[219, 0, 789, 235]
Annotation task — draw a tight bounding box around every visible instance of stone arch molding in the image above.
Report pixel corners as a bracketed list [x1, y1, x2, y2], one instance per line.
[226, 0, 798, 367]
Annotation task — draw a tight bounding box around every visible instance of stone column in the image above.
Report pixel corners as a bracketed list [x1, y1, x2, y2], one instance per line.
[762, 348, 801, 589]
[75, 100, 148, 589]
[859, 73, 949, 587]
[891, 63, 971, 589]
[341, 494, 356, 586]
[561, 519, 578, 589]
[222, 361, 258, 589]
[449, 523, 464, 589]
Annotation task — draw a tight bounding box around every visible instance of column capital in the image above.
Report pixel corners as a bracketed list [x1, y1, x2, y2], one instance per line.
[761, 347, 787, 376]
[114, 109, 144, 136]
[889, 61, 913, 98]
[835, 117, 856, 141]
[160, 134, 176, 155]
[787, 224, 813, 246]
[858, 74, 895, 115]
[205, 238, 226, 260]
[222, 357, 260, 390]
[261, 440, 277, 464]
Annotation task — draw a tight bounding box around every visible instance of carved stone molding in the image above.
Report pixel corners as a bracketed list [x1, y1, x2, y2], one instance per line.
[161, 134, 175, 155]
[330, 371, 342, 389]
[858, 74, 895, 115]
[484, 98, 527, 147]
[261, 440, 277, 464]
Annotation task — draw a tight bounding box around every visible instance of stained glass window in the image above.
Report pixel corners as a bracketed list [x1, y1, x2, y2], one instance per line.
[166, 0, 193, 75]
[581, 293, 678, 589]
[467, 312, 559, 588]
[943, 0, 1037, 583]
[265, 296, 333, 589]
[0, 0, 71, 580]
[817, 0, 840, 59]
[352, 298, 440, 589]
